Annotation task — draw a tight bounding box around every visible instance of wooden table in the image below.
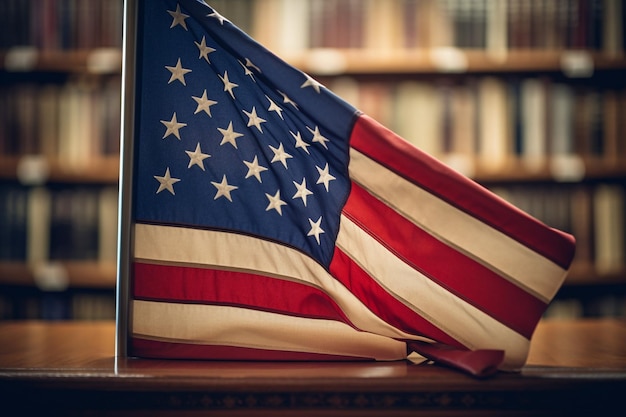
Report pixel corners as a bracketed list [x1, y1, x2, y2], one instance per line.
[1, 319, 625, 416]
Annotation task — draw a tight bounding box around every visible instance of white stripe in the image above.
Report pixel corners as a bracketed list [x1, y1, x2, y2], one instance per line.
[133, 300, 407, 360]
[336, 215, 530, 371]
[348, 149, 567, 302]
[133, 223, 430, 343]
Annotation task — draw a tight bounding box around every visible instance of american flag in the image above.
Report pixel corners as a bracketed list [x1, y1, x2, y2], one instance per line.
[126, 0, 576, 377]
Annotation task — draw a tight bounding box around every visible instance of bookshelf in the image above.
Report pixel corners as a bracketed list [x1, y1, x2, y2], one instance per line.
[1, 0, 625, 319]
[0, 0, 122, 320]
[247, 0, 626, 319]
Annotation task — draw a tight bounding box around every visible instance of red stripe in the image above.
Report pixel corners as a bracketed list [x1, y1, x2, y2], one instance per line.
[131, 337, 373, 361]
[133, 262, 353, 325]
[407, 340, 503, 378]
[342, 183, 546, 338]
[349, 114, 576, 269]
[329, 247, 463, 348]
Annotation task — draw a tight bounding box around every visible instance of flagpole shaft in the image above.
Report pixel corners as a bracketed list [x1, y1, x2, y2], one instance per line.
[116, 0, 139, 359]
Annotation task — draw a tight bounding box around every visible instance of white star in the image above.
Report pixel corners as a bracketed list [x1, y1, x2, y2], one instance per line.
[165, 58, 192, 86]
[207, 10, 227, 25]
[266, 95, 284, 119]
[290, 130, 310, 154]
[292, 178, 313, 206]
[265, 190, 287, 216]
[238, 60, 255, 81]
[192, 90, 218, 116]
[269, 143, 293, 168]
[185, 142, 210, 170]
[154, 167, 180, 195]
[278, 90, 298, 109]
[307, 125, 329, 149]
[307, 217, 325, 245]
[218, 121, 244, 148]
[195, 36, 216, 63]
[211, 175, 238, 202]
[167, 4, 189, 30]
[243, 156, 268, 183]
[316, 163, 336, 191]
[301, 74, 322, 93]
[160, 113, 187, 140]
[243, 106, 267, 133]
[219, 71, 238, 99]
[245, 58, 261, 73]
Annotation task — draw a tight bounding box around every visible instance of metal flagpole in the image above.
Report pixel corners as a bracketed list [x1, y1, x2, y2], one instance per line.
[116, 0, 139, 359]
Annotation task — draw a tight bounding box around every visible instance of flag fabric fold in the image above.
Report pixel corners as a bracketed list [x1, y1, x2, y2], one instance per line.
[124, 0, 576, 377]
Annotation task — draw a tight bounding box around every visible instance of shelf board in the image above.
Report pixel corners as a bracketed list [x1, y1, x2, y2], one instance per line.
[2, 48, 625, 75]
[286, 49, 626, 75]
[0, 260, 623, 291]
[565, 262, 626, 286]
[1, 155, 624, 186]
[1, 48, 122, 74]
[0, 261, 116, 290]
[0, 156, 119, 184]
[469, 157, 626, 184]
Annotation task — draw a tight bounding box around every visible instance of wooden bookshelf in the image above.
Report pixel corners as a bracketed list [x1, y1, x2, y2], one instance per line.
[3, 48, 624, 76]
[0, 156, 119, 184]
[2, 155, 625, 186]
[472, 158, 626, 184]
[0, 261, 116, 289]
[285, 49, 626, 75]
[1, 48, 122, 74]
[1, 0, 625, 320]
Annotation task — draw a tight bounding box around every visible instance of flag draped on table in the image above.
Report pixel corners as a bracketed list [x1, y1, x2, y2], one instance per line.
[124, 0, 576, 377]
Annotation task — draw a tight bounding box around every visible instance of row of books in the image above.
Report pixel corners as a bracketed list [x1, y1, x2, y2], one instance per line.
[3, 74, 624, 174]
[490, 183, 625, 274]
[0, 0, 123, 50]
[327, 75, 626, 173]
[0, 78, 121, 164]
[241, 0, 625, 54]
[0, 289, 115, 320]
[1, 180, 623, 276]
[0, 185, 118, 263]
[1, 0, 623, 54]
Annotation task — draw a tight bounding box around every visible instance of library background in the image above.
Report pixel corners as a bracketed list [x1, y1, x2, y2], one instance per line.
[0, 0, 625, 321]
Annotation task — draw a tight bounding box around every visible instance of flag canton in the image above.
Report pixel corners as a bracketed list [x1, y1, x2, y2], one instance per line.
[133, 0, 357, 266]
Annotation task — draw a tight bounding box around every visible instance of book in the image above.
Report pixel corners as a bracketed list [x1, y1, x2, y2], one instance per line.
[602, 89, 620, 166]
[393, 80, 443, 157]
[0, 185, 28, 260]
[520, 77, 548, 171]
[275, 0, 310, 53]
[593, 184, 625, 274]
[444, 80, 478, 175]
[363, 0, 403, 50]
[477, 76, 509, 170]
[48, 189, 99, 261]
[26, 187, 51, 265]
[486, 0, 507, 56]
[98, 187, 118, 264]
[550, 83, 575, 157]
[570, 186, 594, 267]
